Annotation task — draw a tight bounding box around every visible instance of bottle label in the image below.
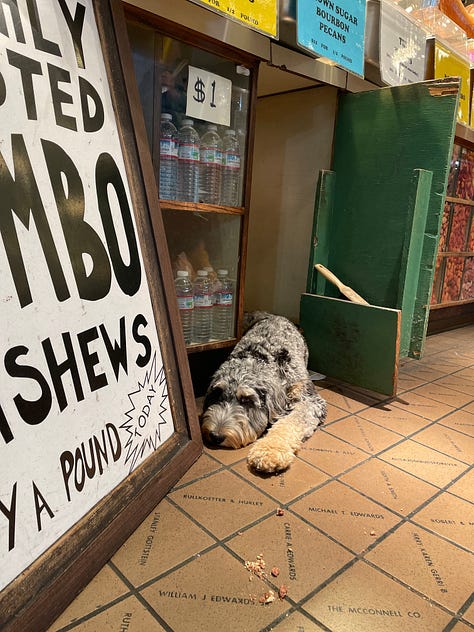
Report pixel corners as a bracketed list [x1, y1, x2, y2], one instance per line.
[201, 148, 222, 165]
[179, 143, 200, 162]
[217, 292, 233, 306]
[177, 296, 193, 310]
[194, 293, 213, 308]
[223, 152, 240, 169]
[160, 138, 176, 157]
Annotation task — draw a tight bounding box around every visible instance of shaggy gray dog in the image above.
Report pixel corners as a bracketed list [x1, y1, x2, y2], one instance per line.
[200, 311, 327, 473]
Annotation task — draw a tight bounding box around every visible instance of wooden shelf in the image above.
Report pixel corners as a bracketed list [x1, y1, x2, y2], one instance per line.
[186, 338, 237, 354]
[160, 200, 245, 216]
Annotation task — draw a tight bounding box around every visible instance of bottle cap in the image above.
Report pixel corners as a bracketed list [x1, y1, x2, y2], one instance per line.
[196, 269, 208, 276]
[224, 129, 236, 135]
[182, 119, 194, 126]
[217, 269, 228, 275]
[161, 113, 172, 120]
[208, 124, 217, 131]
[177, 270, 189, 277]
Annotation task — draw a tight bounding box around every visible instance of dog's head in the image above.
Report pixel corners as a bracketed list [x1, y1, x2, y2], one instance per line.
[200, 379, 271, 449]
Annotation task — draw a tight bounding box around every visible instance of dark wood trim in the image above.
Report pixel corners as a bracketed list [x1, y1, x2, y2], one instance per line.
[160, 200, 245, 216]
[428, 301, 474, 333]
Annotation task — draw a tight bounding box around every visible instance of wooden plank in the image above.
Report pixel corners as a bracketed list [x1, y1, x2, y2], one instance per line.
[397, 169, 432, 357]
[306, 169, 336, 296]
[328, 79, 459, 341]
[300, 294, 401, 396]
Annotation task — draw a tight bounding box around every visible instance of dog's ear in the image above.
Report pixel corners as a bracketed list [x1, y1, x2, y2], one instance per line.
[236, 385, 261, 407]
[203, 380, 227, 408]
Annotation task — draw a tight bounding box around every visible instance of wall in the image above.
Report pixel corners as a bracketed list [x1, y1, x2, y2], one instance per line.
[244, 85, 339, 322]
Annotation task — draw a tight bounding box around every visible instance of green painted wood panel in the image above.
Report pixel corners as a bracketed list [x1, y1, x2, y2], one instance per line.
[300, 294, 400, 396]
[326, 78, 459, 357]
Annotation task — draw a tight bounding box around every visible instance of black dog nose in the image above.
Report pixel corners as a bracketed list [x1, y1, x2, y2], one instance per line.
[208, 431, 225, 445]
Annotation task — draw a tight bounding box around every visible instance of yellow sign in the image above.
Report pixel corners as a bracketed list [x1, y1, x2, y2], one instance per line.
[191, 0, 278, 38]
[434, 41, 470, 125]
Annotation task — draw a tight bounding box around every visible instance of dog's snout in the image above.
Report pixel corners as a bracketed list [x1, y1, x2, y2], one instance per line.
[208, 431, 225, 445]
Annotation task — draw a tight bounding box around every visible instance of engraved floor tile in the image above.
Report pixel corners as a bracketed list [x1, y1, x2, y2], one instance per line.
[399, 363, 446, 381]
[204, 443, 251, 466]
[439, 408, 474, 436]
[412, 424, 474, 464]
[339, 458, 438, 515]
[270, 611, 326, 630]
[140, 547, 290, 631]
[290, 480, 401, 553]
[379, 440, 469, 487]
[465, 401, 474, 414]
[327, 416, 401, 454]
[168, 469, 276, 539]
[365, 523, 473, 612]
[298, 430, 369, 476]
[411, 492, 474, 550]
[463, 602, 474, 625]
[227, 513, 353, 602]
[356, 402, 432, 435]
[173, 453, 223, 487]
[432, 374, 474, 396]
[391, 391, 455, 421]
[319, 386, 380, 414]
[111, 499, 214, 586]
[302, 560, 452, 632]
[51, 596, 166, 631]
[453, 366, 474, 381]
[395, 371, 427, 392]
[447, 469, 474, 503]
[47, 565, 130, 629]
[232, 457, 329, 504]
[410, 382, 473, 408]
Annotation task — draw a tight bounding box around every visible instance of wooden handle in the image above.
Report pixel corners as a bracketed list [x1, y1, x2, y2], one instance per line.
[315, 264, 343, 289]
[314, 263, 370, 305]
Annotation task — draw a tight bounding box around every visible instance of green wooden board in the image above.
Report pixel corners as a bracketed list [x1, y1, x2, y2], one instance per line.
[300, 293, 401, 397]
[322, 79, 459, 358]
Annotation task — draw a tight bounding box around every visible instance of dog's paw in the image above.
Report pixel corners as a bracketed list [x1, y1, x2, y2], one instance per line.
[247, 440, 295, 474]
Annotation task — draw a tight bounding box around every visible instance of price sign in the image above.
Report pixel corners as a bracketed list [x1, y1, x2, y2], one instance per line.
[434, 41, 470, 125]
[379, 0, 426, 85]
[190, 0, 278, 38]
[296, 0, 366, 76]
[186, 66, 232, 126]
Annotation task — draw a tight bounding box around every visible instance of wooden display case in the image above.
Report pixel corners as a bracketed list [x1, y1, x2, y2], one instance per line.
[124, 5, 259, 353]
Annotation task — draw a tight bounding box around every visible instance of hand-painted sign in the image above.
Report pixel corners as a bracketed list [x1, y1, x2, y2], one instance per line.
[0, 0, 174, 591]
[187, 66, 232, 126]
[296, 0, 366, 76]
[190, 0, 278, 38]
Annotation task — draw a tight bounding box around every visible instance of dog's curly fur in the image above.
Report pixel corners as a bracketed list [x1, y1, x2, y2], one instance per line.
[200, 311, 327, 473]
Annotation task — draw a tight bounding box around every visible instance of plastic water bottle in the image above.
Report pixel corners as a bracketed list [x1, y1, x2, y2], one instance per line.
[200, 124, 222, 204]
[192, 269, 212, 343]
[177, 119, 200, 202]
[159, 113, 178, 200]
[212, 269, 234, 340]
[174, 270, 193, 345]
[221, 129, 241, 207]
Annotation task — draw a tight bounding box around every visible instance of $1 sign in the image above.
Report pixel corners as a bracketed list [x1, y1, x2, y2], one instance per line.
[193, 77, 217, 108]
[186, 66, 232, 126]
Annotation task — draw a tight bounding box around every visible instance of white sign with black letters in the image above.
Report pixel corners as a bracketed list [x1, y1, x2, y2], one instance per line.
[0, 0, 174, 591]
[186, 65, 232, 126]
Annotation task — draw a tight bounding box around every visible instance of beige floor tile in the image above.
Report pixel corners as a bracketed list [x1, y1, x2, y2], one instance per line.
[365, 523, 473, 612]
[356, 402, 432, 435]
[339, 458, 438, 515]
[412, 424, 474, 464]
[465, 401, 474, 414]
[411, 383, 473, 408]
[451, 621, 474, 631]
[399, 363, 446, 381]
[379, 440, 469, 487]
[463, 601, 474, 624]
[174, 453, 223, 487]
[392, 391, 455, 421]
[411, 492, 474, 550]
[319, 386, 380, 414]
[232, 457, 329, 504]
[432, 374, 474, 396]
[447, 469, 474, 503]
[47, 565, 130, 629]
[298, 431, 369, 476]
[140, 547, 290, 631]
[168, 470, 276, 539]
[327, 416, 401, 454]
[395, 372, 427, 392]
[50, 595, 166, 631]
[453, 366, 474, 381]
[270, 611, 326, 630]
[204, 443, 251, 466]
[227, 513, 353, 602]
[302, 561, 452, 632]
[439, 408, 474, 436]
[324, 403, 350, 423]
[290, 480, 401, 553]
[111, 499, 214, 586]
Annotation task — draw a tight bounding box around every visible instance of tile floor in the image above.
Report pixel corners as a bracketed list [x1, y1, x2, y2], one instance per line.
[49, 325, 474, 632]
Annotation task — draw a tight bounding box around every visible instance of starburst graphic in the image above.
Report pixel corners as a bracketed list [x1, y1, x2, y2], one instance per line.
[120, 350, 171, 473]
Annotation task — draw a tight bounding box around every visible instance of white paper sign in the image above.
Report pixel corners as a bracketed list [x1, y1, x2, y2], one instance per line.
[186, 66, 232, 126]
[0, 0, 174, 591]
[380, 0, 426, 85]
